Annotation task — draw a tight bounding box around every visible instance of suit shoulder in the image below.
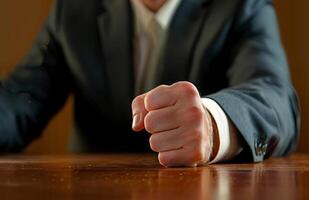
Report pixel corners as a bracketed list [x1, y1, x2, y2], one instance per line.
[214, 0, 274, 27]
[210, 0, 272, 17]
[238, 0, 273, 16]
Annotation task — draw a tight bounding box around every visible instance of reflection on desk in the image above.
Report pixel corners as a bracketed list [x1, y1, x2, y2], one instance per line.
[0, 154, 307, 200]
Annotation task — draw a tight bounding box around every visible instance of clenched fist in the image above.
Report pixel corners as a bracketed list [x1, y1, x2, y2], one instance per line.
[132, 81, 218, 167]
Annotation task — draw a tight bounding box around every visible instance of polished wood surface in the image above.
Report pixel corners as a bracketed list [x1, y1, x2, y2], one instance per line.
[0, 154, 307, 200]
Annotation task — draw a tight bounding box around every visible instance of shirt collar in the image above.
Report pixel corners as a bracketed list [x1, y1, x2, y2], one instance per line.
[131, 0, 182, 32]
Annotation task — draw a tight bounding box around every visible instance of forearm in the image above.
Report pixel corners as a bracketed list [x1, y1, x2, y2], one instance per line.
[0, 0, 71, 152]
[207, 80, 299, 161]
[202, 98, 243, 163]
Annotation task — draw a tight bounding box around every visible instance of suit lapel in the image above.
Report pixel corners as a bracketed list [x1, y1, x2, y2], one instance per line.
[97, 0, 135, 110]
[189, 0, 240, 82]
[157, 0, 212, 86]
[97, 0, 213, 102]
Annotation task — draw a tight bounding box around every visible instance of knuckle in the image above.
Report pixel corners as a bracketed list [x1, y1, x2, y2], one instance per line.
[157, 84, 169, 92]
[177, 82, 198, 97]
[187, 106, 204, 122]
[145, 85, 169, 111]
[144, 113, 156, 133]
[158, 153, 170, 167]
[144, 94, 155, 111]
[149, 135, 160, 152]
[132, 95, 143, 109]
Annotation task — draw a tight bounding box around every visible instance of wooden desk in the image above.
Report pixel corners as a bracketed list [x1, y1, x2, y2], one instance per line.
[0, 154, 307, 200]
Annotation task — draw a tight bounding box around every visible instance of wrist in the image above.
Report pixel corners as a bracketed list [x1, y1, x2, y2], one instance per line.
[205, 108, 220, 162]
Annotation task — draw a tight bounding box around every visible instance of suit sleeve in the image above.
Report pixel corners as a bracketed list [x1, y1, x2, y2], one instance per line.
[207, 0, 300, 162]
[0, 0, 71, 152]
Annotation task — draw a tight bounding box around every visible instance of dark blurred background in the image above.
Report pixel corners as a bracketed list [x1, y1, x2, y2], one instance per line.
[0, 0, 308, 154]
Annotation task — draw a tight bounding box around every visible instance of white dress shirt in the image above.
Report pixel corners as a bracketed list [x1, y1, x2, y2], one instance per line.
[131, 0, 242, 163]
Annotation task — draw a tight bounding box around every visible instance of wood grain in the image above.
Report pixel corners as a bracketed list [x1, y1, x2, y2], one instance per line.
[0, 153, 307, 200]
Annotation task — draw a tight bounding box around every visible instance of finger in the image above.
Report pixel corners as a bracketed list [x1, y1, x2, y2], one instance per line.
[172, 81, 200, 100]
[144, 85, 178, 111]
[149, 128, 186, 152]
[131, 94, 147, 131]
[144, 106, 179, 133]
[158, 145, 203, 167]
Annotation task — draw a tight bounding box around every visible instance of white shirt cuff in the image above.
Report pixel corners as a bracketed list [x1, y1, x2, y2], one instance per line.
[201, 98, 242, 164]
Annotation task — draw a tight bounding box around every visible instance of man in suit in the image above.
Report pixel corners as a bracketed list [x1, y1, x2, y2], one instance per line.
[0, 0, 300, 167]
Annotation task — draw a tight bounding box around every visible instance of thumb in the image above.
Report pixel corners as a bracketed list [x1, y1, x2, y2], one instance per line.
[131, 93, 148, 131]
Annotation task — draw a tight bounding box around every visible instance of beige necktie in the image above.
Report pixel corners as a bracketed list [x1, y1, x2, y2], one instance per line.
[136, 17, 164, 95]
